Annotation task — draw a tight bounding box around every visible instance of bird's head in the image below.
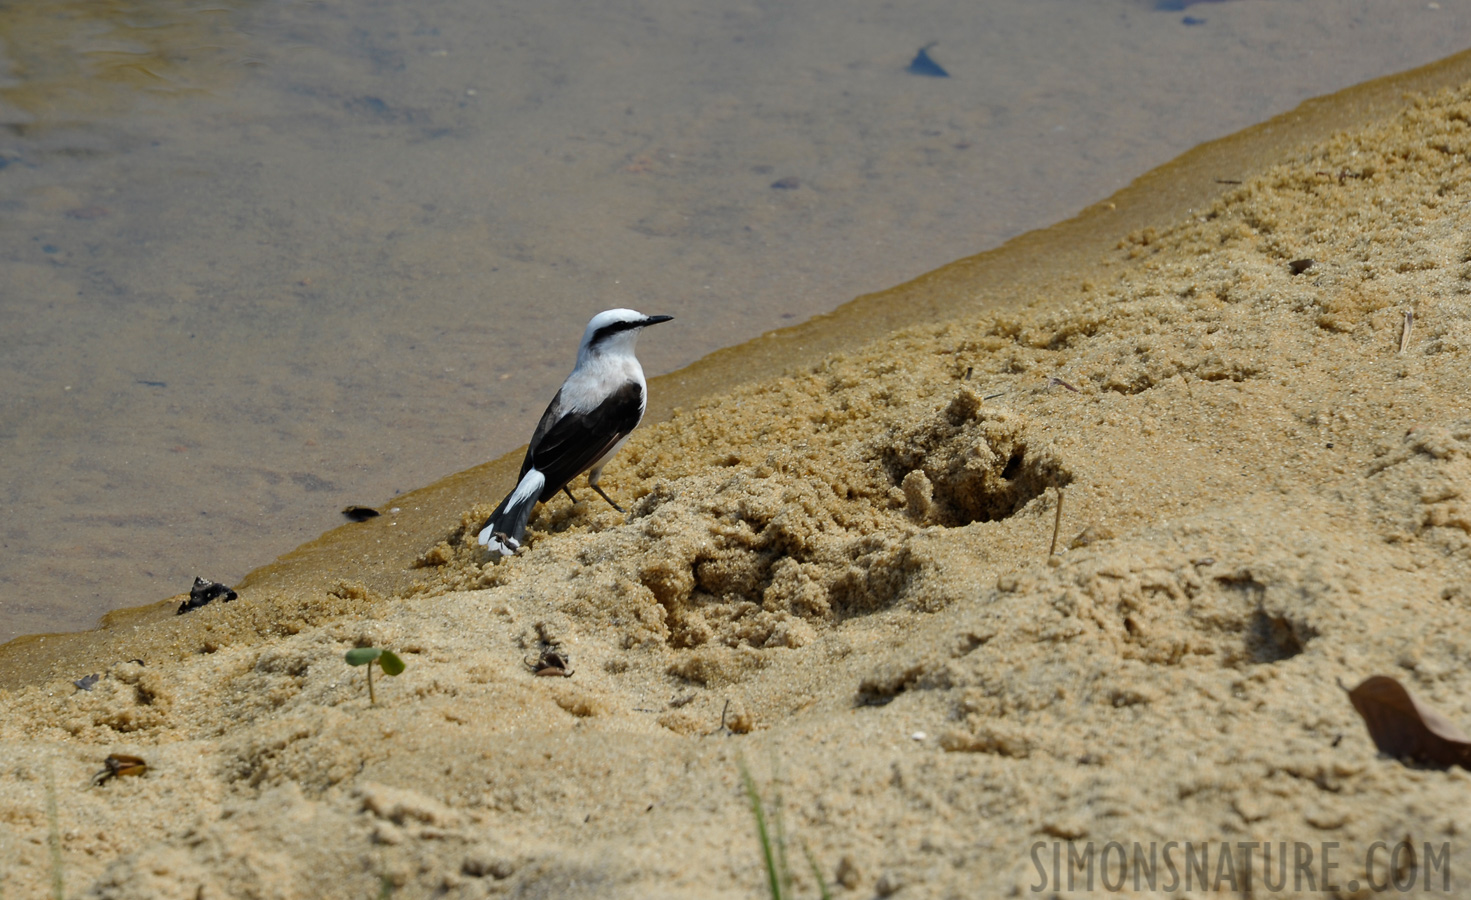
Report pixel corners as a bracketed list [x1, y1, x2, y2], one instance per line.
[578, 308, 673, 361]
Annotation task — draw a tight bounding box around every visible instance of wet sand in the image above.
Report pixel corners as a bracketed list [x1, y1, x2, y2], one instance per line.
[5, 0, 1471, 639]
[1, 50, 1470, 897]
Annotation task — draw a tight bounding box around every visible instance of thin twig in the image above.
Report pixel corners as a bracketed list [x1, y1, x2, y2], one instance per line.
[1048, 487, 1066, 557]
[1399, 310, 1414, 354]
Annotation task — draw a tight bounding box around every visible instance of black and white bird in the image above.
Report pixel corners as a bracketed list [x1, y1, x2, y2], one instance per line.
[477, 308, 673, 556]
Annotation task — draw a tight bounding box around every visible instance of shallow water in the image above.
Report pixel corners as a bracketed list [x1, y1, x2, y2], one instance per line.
[1, 0, 1468, 638]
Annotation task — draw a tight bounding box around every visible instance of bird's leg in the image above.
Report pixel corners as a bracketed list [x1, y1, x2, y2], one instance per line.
[590, 483, 624, 513]
[562, 486, 578, 504]
[586, 466, 625, 513]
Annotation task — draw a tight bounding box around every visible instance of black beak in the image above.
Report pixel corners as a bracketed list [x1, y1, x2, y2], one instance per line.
[644, 315, 674, 326]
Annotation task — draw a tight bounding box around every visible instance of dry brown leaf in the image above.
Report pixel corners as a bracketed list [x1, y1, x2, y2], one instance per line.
[1345, 675, 1471, 769]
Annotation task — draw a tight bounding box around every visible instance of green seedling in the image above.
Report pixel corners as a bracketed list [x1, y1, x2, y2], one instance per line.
[344, 647, 405, 705]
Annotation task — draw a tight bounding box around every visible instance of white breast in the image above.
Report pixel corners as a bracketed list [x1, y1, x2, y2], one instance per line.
[559, 352, 646, 414]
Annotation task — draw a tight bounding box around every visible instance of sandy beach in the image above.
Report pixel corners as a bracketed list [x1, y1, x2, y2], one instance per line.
[3, 60, 1471, 898]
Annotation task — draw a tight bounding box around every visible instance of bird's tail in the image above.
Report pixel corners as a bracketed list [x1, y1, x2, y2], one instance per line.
[477, 469, 546, 556]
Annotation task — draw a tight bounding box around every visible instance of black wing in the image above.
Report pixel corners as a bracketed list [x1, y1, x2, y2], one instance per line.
[524, 381, 644, 501]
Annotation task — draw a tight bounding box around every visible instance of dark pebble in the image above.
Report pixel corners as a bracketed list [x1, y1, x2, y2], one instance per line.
[178, 577, 237, 614]
[342, 505, 382, 522]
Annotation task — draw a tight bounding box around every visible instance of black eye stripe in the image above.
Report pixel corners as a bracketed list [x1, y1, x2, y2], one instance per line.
[591, 320, 645, 342]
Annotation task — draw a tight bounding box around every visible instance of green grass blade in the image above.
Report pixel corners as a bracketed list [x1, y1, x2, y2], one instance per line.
[739, 760, 783, 900]
[803, 842, 832, 900]
[772, 769, 791, 897]
[44, 760, 63, 900]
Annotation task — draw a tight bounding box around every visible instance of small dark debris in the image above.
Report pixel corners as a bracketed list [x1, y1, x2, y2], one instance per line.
[1288, 258, 1315, 275]
[1326, 442, 1334, 449]
[1048, 377, 1080, 393]
[177, 577, 237, 615]
[1181, 15, 1206, 25]
[770, 176, 801, 190]
[1155, 0, 1235, 9]
[92, 754, 147, 786]
[42, 245, 60, 254]
[342, 505, 381, 522]
[135, 380, 167, 388]
[906, 42, 949, 78]
[1215, 179, 1243, 185]
[74, 673, 101, 692]
[526, 646, 573, 677]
